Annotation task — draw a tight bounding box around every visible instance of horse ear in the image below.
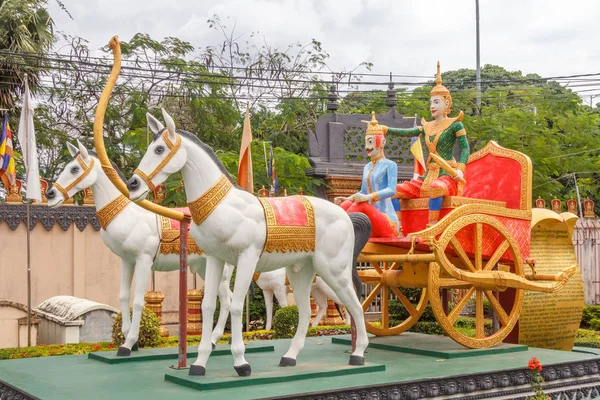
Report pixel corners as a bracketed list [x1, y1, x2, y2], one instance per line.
[76, 140, 90, 163]
[161, 108, 177, 142]
[67, 142, 78, 157]
[146, 112, 164, 135]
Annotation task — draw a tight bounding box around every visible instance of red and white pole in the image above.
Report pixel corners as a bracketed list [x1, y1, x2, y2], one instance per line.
[178, 218, 189, 368]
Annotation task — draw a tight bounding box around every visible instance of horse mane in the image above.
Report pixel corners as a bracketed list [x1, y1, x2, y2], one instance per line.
[153, 129, 241, 190]
[71, 151, 128, 183]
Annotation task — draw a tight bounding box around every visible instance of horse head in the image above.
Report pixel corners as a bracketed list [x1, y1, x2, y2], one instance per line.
[47, 140, 98, 208]
[127, 109, 188, 202]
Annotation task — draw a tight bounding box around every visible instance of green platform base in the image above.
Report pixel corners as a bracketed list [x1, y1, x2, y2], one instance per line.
[2, 334, 599, 400]
[88, 342, 275, 364]
[165, 362, 385, 391]
[332, 332, 528, 359]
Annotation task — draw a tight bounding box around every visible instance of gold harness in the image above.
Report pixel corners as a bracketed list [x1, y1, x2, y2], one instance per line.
[134, 131, 182, 192]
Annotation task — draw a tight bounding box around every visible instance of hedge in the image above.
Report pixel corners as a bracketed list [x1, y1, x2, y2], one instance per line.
[0, 325, 352, 360]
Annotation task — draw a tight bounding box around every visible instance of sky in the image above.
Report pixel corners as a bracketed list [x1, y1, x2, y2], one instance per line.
[46, 0, 600, 104]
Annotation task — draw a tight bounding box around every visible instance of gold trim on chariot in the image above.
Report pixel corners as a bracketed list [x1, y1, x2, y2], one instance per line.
[187, 175, 233, 225]
[159, 216, 203, 255]
[400, 196, 507, 211]
[96, 194, 130, 230]
[259, 196, 316, 253]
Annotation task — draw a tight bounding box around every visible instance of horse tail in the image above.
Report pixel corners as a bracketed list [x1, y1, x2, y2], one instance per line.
[349, 212, 371, 299]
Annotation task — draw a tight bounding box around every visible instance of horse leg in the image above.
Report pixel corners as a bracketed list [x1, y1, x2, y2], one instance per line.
[211, 262, 234, 346]
[229, 250, 260, 376]
[116, 260, 134, 356]
[119, 255, 152, 356]
[190, 256, 225, 376]
[280, 265, 315, 366]
[273, 284, 288, 308]
[263, 289, 274, 331]
[311, 288, 327, 328]
[319, 272, 369, 365]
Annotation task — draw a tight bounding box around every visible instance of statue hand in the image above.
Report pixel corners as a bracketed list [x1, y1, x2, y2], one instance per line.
[453, 170, 464, 181]
[353, 193, 372, 203]
[334, 196, 350, 205]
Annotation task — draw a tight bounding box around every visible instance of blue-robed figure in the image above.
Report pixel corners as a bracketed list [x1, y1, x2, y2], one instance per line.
[334, 112, 399, 238]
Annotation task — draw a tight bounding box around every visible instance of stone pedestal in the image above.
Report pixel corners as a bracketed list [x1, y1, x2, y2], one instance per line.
[310, 298, 317, 319]
[187, 288, 203, 336]
[144, 291, 169, 337]
[324, 175, 362, 202]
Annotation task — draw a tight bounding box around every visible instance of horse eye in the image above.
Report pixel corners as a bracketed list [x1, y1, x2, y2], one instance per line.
[155, 145, 165, 155]
[71, 166, 79, 174]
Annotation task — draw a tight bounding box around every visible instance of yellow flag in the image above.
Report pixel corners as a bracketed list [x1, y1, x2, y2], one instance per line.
[238, 105, 254, 193]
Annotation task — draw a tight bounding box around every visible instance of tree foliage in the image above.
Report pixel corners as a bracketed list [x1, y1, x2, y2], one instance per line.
[340, 65, 600, 207]
[0, 0, 56, 109]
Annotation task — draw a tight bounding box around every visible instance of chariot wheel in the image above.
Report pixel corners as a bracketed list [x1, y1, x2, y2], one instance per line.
[428, 214, 525, 348]
[359, 261, 429, 336]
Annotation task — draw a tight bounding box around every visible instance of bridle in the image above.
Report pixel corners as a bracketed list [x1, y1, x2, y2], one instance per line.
[134, 130, 182, 192]
[53, 156, 95, 200]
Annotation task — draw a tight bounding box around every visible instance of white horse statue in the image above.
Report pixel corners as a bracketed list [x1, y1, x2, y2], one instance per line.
[126, 110, 371, 377]
[46, 141, 235, 355]
[254, 269, 349, 329]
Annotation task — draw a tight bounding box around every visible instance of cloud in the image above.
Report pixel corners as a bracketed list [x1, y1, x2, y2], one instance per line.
[46, 0, 600, 102]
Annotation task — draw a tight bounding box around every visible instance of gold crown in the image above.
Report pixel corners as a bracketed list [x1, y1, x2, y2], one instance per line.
[364, 111, 386, 136]
[430, 61, 451, 98]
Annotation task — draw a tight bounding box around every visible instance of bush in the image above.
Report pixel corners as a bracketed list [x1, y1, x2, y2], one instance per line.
[590, 318, 600, 331]
[575, 336, 600, 349]
[577, 329, 598, 338]
[273, 305, 299, 338]
[409, 321, 445, 335]
[0, 342, 116, 360]
[112, 307, 161, 348]
[581, 305, 600, 329]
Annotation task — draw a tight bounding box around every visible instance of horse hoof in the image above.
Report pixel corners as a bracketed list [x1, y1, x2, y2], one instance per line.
[279, 357, 296, 367]
[212, 343, 216, 350]
[116, 346, 131, 357]
[132, 341, 139, 352]
[349, 355, 364, 366]
[234, 363, 252, 377]
[189, 365, 206, 376]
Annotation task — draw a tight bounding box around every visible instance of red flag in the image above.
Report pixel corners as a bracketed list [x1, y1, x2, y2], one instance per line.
[237, 105, 254, 193]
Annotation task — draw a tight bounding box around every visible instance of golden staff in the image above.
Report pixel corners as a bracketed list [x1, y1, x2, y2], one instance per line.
[92, 36, 186, 221]
[429, 153, 466, 184]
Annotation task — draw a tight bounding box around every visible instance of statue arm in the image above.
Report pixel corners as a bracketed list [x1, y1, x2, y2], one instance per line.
[454, 122, 470, 172]
[384, 126, 423, 137]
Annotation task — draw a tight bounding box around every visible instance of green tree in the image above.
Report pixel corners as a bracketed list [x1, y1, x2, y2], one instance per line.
[0, 0, 57, 109]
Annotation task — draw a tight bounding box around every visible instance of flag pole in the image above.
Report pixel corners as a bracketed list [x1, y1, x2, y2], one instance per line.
[24, 74, 32, 347]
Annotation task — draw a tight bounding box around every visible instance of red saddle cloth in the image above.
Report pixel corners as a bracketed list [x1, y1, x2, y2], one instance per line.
[258, 196, 316, 253]
[159, 207, 203, 255]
